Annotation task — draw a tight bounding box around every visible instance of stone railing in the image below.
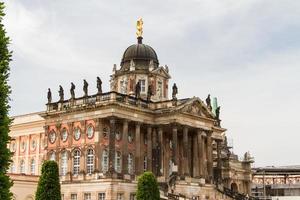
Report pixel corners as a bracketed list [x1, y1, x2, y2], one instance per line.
[46, 91, 179, 112]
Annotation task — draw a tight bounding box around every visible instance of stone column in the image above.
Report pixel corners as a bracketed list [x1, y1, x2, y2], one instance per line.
[197, 129, 204, 178]
[152, 128, 157, 174]
[172, 125, 178, 171]
[206, 131, 213, 183]
[147, 126, 152, 171]
[135, 122, 141, 175]
[192, 132, 199, 177]
[97, 119, 104, 172]
[108, 118, 116, 175]
[188, 134, 192, 176]
[122, 119, 129, 174]
[183, 126, 189, 176]
[94, 119, 102, 172]
[216, 139, 222, 184]
[158, 127, 163, 176]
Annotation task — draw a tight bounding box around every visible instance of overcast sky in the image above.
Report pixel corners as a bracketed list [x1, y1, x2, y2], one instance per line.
[3, 0, 300, 167]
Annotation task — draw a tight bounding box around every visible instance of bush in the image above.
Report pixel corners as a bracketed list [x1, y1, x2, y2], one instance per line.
[136, 171, 160, 200]
[35, 161, 61, 200]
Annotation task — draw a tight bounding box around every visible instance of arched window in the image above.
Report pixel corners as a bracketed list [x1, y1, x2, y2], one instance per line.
[30, 159, 35, 175]
[102, 149, 108, 173]
[49, 151, 56, 161]
[61, 151, 68, 176]
[73, 150, 80, 175]
[86, 149, 94, 175]
[20, 159, 25, 173]
[128, 153, 134, 174]
[115, 151, 122, 173]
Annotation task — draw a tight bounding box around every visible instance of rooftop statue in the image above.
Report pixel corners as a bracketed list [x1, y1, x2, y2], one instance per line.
[136, 18, 143, 38]
[216, 106, 221, 120]
[59, 85, 64, 102]
[70, 82, 75, 99]
[83, 79, 88, 97]
[97, 77, 102, 94]
[172, 83, 178, 100]
[135, 81, 141, 99]
[47, 88, 52, 103]
[206, 94, 212, 110]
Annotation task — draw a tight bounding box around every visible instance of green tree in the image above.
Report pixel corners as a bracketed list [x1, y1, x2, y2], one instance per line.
[35, 161, 62, 200]
[136, 172, 160, 200]
[0, 2, 13, 200]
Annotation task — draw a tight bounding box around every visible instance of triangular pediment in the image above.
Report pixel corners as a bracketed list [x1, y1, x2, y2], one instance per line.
[177, 97, 215, 119]
[151, 67, 171, 79]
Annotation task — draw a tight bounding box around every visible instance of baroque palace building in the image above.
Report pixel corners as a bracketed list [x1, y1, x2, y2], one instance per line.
[8, 20, 253, 200]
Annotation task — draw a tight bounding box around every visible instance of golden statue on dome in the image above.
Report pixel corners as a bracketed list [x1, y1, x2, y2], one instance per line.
[136, 18, 143, 37]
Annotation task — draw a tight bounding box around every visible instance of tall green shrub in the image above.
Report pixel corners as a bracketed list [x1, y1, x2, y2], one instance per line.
[35, 161, 62, 200]
[0, 2, 13, 200]
[136, 172, 160, 200]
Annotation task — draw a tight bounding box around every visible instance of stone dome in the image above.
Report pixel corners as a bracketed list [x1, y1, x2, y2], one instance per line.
[120, 37, 159, 67]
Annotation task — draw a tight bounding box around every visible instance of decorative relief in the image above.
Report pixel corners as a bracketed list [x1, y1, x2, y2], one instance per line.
[182, 101, 206, 117]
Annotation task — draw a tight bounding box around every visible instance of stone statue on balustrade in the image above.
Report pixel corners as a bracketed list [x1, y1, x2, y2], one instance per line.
[83, 79, 88, 97]
[172, 83, 178, 100]
[97, 77, 102, 94]
[59, 85, 64, 102]
[216, 106, 220, 120]
[47, 88, 52, 103]
[206, 94, 212, 110]
[70, 82, 75, 99]
[135, 81, 141, 99]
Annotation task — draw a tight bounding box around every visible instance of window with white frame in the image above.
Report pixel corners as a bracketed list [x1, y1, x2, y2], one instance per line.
[117, 193, 124, 200]
[50, 151, 56, 161]
[84, 193, 91, 200]
[30, 159, 35, 175]
[102, 149, 109, 173]
[98, 193, 105, 200]
[20, 159, 25, 173]
[10, 162, 15, 173]
[115, 151, 122, 173]
[139, 79, 146, 92]
[86, 149, 94, 175]
[157, 81, 163, 98]
[73, 150, 80, 175]
[61, 151, 68, 176]
[71, 194, 77, 200]
[143, 156, 147, 172]
[128, 153, 134, 174]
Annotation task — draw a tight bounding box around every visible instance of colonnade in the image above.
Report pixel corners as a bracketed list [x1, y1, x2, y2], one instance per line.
[47, 117, 217, 184]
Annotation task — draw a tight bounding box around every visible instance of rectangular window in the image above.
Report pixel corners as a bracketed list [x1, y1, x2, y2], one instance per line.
[130, 193, 136, 200]
[71, 194, 77, 200]
[158, 81, 162, 98]
[139, 79, 146, 92]
[84, 193, 91, 200]
[117, 193, 124, 200]
[98, 193, 106, 200]
[143, 156, 147, 172]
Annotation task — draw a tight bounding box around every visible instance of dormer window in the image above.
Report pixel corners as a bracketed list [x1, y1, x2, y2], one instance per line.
[139, 79, 146, 93]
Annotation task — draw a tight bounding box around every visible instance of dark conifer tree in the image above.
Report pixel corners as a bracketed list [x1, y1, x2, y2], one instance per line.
[35, 161, 62, 200]
[0, 2, 13, 200]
